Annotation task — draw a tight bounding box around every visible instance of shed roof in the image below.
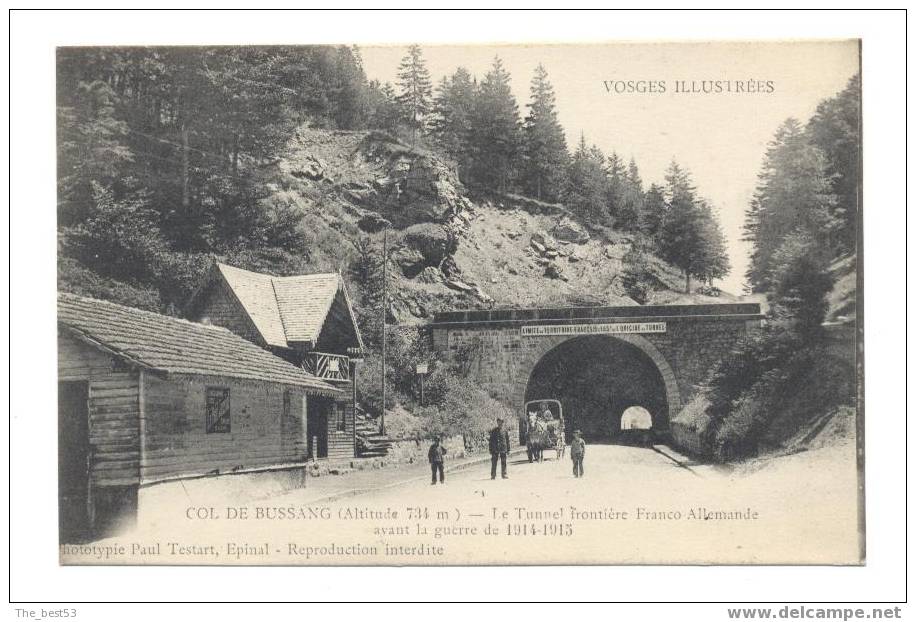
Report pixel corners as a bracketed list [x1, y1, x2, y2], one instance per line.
[196, 263, 363, 351]
[58, 293, 341, 395]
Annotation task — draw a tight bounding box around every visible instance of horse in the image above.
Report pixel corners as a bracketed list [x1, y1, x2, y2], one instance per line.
[526, 415, 551, 463]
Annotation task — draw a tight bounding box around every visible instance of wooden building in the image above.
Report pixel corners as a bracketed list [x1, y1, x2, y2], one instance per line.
[186, 263, 365, 462]
[57, 293, 342, 542]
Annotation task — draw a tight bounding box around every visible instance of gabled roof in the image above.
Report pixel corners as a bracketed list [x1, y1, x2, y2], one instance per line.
[217, 264, 289, 348]
[193, 263, 364, 351]
[58, 293, 341, 395]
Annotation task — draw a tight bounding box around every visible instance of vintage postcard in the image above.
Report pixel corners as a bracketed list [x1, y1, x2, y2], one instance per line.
[55, 40, 862, 566]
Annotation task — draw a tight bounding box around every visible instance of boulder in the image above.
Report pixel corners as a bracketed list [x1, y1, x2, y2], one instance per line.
[391, 247, 426, 278]
[391, 155, 467, 219]
[605, 243, 631, 260]
[440, 256, 460, 278]
[531, 231, 559, 251]
[403, 223, 456, 266]
[290, 154, 328, 181]
[544, 263, 568, 281]
[416, 266, 444, 284]
[357, 212, 391, 233]
[344, 188, 371, 204]
[552, 218, 590, 244]
[530, 239, 546, 254]
[391, 156, 412, 174]
[373, 176, 395, 190]
[473, 286, 493, 303]
[408, 301, 427, 318]
[445, 278, 474, 292]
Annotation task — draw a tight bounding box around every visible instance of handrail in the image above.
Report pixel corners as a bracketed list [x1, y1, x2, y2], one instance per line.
[303, 351, 350, 382]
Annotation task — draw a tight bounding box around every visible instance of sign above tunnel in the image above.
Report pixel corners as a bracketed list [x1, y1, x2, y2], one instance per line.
[520, 322, 667, 337]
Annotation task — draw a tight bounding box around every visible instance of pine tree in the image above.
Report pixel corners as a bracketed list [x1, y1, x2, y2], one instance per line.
[639, 183, 667, 243]
[743, 118, 838, 291]
[395, 44, 433, 138]
[330, 45, 370, 130]
[659, 160, 729, 292]
[57, 78, 133, 226]
[627, 157, 642, 190]
[429, 67, 476, 179]
[564, 133, 608, 224]
[468, 56, 521, 192]
[603, 151, 625, 222]
[767, 231, 834, 336]
[614, 157, 644, 232]
[521, 64, 568, 202]
[663, 159, 694, 204]
[366, 80, 401, 131]
[694, 201, 731, 286]
[806, 74, 861, 253]
[606, 151, 625, 189]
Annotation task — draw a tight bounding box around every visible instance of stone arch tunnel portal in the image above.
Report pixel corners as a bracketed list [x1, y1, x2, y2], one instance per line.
[524, 335, 670, 443]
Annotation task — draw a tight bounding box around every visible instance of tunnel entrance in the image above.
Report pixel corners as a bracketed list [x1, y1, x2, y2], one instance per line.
[523, 335, 669, 443]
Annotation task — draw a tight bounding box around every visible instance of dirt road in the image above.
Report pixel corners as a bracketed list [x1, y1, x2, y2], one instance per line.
[65, 442, 859, 566]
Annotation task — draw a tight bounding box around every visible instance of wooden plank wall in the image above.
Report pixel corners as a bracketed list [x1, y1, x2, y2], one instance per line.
[142, 375, 308, 482]
[327, 392, 355, 461]
[58, 332, 141, 487]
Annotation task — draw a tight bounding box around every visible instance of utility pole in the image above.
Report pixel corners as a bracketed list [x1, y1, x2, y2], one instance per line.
[381, 228, 388, 435]
[416, 363, 428, 406]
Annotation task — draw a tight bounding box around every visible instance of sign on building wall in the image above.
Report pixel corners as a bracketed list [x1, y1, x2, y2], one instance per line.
[520, 322, 667, 337]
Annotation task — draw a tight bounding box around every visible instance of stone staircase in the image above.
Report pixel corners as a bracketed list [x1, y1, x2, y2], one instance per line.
[355, 408, 392, 458]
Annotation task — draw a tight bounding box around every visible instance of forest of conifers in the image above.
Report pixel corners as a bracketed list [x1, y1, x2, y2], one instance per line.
[56, 44, 860, 457]
[57, 44, 742, 310]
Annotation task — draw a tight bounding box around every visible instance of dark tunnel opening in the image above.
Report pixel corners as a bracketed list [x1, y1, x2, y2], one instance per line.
[524, 336, 670, 444]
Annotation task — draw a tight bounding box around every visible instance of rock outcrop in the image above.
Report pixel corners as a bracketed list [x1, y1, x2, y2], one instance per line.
[552, 217, 590, 244]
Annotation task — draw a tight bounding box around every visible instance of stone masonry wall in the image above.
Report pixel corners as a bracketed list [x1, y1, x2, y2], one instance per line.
[431, 318, 759, 422]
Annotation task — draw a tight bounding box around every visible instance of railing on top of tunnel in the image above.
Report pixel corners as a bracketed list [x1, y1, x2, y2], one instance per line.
[432, 303, 763, 325]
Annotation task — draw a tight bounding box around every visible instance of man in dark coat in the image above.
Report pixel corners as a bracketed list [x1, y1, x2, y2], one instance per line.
[428, 436, 447, 485]
[570, 429, 586, 478]
[489, 418, 511, 479]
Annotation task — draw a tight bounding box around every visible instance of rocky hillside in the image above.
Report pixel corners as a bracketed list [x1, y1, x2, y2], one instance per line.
[267, 127, 733, 324]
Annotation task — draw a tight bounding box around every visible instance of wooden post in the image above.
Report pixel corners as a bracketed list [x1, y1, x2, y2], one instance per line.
[351, 361, 357, 458]
[416, 363, 428, 407]
[302, 394, 309, 461]
[381, 228, 387, 435]
[138, 369, 146, 486]
[302, 394, 308, 488]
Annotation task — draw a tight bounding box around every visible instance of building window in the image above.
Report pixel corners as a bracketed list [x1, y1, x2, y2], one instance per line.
[283, 390, 291, 420]
[336, 402, 347, 432]
[206, 387, 231, 433]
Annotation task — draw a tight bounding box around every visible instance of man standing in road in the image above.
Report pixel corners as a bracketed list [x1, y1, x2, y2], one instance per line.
[428, 436, 447, 485]
[570, 429, 586, 478]
[489, 418, 511, 480]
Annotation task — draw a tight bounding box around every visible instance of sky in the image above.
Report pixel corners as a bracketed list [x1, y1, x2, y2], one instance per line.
[360, 41, 859, 295]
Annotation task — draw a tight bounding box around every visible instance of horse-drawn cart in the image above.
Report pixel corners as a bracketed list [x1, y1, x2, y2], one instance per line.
[519, 399, 566, 462]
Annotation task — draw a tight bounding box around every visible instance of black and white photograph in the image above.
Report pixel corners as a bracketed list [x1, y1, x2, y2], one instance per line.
[7, 7, 908, 610]
[50, 38, 865, 565]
